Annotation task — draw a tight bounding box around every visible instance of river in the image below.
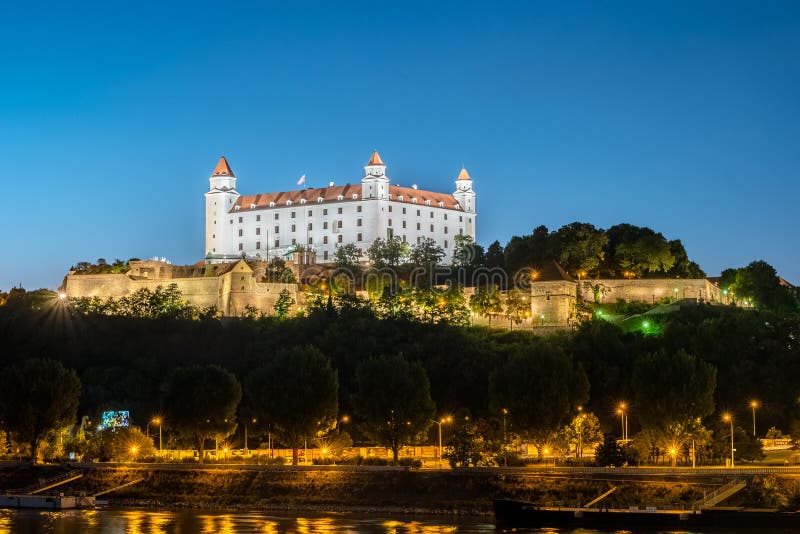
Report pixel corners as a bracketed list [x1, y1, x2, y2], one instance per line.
[0, 508, 794, 533]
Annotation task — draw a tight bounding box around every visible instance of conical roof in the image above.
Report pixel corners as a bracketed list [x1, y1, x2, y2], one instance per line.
[457, 167, 471, 181]
[367, 150, 384, 166]
[212, 156, 235, 177]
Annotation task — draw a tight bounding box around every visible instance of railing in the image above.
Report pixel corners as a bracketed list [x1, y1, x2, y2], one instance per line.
[4, 469, 83, 495]
[694, 479, 746, 510]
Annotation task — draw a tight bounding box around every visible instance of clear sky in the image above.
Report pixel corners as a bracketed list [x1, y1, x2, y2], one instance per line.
[1, 0, 798, 289]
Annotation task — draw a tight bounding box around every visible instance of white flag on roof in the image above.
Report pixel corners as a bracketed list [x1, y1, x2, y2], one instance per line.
[297, 174, 306, 186]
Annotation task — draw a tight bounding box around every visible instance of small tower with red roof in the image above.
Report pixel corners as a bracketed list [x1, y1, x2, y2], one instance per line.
[205, 156, 241, 261]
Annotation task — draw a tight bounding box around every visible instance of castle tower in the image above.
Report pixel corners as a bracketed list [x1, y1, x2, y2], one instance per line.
[453, 167, 476, 213]
[361, 150, 389, 199]
[205, 156, 240, 262]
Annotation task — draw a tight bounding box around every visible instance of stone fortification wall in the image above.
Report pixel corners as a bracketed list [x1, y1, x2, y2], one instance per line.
[531, 280, 577, 327]
[577, 278, 720, 304]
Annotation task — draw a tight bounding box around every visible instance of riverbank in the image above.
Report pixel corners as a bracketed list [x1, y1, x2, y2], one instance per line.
[2, 465, 799, 514]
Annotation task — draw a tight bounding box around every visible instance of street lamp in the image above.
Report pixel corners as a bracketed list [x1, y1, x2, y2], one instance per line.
[152, 417, 162, 454]
[130, 445, 138, 462]
[722, 413, 734, 467]
[749, 400, 759, 437]
[501, 408, 509, 467]
[244, 418, 256, 455]
[616, 402, 628, 442]
[431, 416, 452, 468]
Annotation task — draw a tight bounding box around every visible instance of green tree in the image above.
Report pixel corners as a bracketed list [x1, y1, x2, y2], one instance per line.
[489, 343, 589, 456]
[352, 354, 435, 463]
[334, 243, 363, 272]
[631, 349, 716, 432]
[469, 284, 503, 323]
[367, 237, 409, 268]
[557, 411, 603, 460]
[483, 240, 506, 270]
[244, 346, 338, 465]
[274, 288, 295, 318]
[554, 222, 608, 276]
[0, 358, 81, 463]
[504, 288, 530, 324]
[725, 260, 797, 312]
[614, 231, 676, 276]
[443, 415, 488, 467]
[161, 364, 242, 463]
[452, 234, 480, 267]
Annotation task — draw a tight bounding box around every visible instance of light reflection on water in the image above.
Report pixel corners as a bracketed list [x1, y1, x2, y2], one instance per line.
[0, 508, 746, 533]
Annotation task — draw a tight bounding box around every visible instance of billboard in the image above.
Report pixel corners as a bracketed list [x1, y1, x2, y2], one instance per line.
[101, 411, 130, 430]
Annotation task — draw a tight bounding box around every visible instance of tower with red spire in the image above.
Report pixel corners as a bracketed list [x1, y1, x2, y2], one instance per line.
[205, 156, 241, 261]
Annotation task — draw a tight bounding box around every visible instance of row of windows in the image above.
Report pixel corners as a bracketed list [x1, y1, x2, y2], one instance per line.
[237, 235, 453, 253]
[236, 221, 463, 236]
[230, 207, 467, 225]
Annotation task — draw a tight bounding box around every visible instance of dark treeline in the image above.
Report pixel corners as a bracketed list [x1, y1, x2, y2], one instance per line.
[1, 289, 799, 465]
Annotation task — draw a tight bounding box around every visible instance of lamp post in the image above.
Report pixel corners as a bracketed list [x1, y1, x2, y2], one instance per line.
[151, 417, 162, 454]
[576, 406, 584, 463]
[245, 418, 256, 455]
[501, 408, 509, 467]
[722, 413, 734, 467]
[616, 402, 628, 442]
[749, 400, 759, 437]
[431, 416, 452, 468]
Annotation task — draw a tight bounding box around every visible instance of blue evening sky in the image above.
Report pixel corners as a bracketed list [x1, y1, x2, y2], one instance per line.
[1, 1, 798, 289]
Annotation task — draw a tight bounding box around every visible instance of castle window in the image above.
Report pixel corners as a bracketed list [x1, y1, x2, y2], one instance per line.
[239, 217, 243, 223]
[402, 207, 406, 214]
[230, 219, 233, 224]
[291, 224, 296, 232]
[292, 238, 296, 245]
[352, 194, 358, 200]
[323, 208, 328, 215]
[274, 239, 279, 247]
[235, 206, 241, 211]
[388, 219, 392, 227]
[438, 201, 444, 207]
[337, 195, 344, 201]
[274, 212, 279, 220]
[425, 200, 431, 206]
[402, 235, 407, 242]
[357, 206, 362, 213]
[274, 226, 279, 233]
[444, 240, 448, 248]
[357, 219, 362, 227]
[338, 235, 343, 243]
[300, 199, 307, 205]
[444, 214, 448, 220]
[399, 196, 404, 201]
[430, 212, 434, 218]
[444, 226, 448, 234]
[324, 236, 328, 244]
[238, 243, 243, 251]
[286, 201, 292, 206]
[416, 209, 420, 216]
[256, 215, 261, 221]
[357, 233, 362, 241]
[417, 236, 421, 244]
[251, 204, 256, 209]
[388, 206, 392, 213]
[308, 209, 312, 216]
[323, 221, 329, 230]
[416, 222, 421, 230]
[238, 229, 243, 237]
[308, 223, 313, 231]
[256, 241, 261, 249]
[337, 220, 343, 229]
[291, 211, 296, 218]
[256, 228, 261, 235]
[412, 198, 417, 203]
[269, 202, 276, 207]
[402, 220, 406, 228]
[337, 207, 343, 214]
[546, 291, 551, 301]
[317, 197, 323, 203]
[459, 216, 463, 222]
[430, 224, 434, 232]
[459, 228, 463, 235]
[323, 251, 329, 260]
[212, 234, 215, 238]
[308, 237, 313, 244]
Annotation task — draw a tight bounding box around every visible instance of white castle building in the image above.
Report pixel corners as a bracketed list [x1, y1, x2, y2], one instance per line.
[204, 151, 477, 263]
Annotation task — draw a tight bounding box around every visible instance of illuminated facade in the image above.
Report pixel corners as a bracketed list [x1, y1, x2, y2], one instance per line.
[204, 152, 477, 264]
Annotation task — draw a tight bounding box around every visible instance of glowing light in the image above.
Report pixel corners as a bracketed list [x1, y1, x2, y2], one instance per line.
[642, 320, 650, 329]
[58, 292, 67, 300]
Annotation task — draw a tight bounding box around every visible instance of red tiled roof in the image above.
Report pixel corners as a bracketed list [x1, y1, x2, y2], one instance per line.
[213, 156, 235, 177]
[457, 167, 471, 181]
[231, 184, 463, 213]
[367, 151, 384, 166]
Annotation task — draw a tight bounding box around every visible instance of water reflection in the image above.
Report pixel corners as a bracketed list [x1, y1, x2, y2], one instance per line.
[0, 509, 716, 533]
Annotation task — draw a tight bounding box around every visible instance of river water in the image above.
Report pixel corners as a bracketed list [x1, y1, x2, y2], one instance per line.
[0, 508, 791, 533]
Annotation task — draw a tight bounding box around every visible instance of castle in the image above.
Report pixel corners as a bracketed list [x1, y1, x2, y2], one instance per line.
[63, 150, 729, 326]
[205, 152, 476, 263]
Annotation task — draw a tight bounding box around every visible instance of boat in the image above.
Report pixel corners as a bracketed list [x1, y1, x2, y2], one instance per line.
[494, 499, 800, 529]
